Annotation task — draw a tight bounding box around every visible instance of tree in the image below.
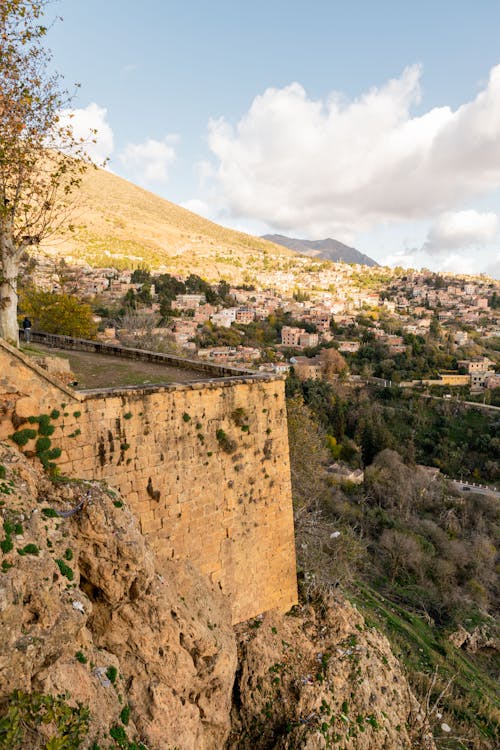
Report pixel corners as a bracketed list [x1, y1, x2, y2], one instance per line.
[0, 1, 95, 344]
[20, 287, 98, 339]
[318, 347, 348, 380]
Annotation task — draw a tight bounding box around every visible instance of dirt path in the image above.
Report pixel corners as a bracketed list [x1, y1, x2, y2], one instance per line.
[34, 345, 207, 390]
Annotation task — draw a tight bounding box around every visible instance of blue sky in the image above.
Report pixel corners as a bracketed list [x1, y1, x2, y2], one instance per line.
[47, 1, 500, 276]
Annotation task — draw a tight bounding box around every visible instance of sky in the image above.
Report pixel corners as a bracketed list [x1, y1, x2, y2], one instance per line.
[46, 0, 500, 277]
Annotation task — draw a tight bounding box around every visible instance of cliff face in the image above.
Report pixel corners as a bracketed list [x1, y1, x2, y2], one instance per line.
[228, 602, 435, 750]
[0, 442, 434, 749]
[0, 441, 237, 749]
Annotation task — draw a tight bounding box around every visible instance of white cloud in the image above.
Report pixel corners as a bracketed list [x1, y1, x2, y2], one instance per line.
[119, 136, 178, 183]
[485, 252, 500, 279]
[423, 210, 498, 252]
[57, 103, 114, 164]
[205, 64, 500, 247]
[180, 198, 213, 219]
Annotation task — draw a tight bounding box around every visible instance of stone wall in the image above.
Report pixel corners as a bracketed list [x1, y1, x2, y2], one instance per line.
[0, 341, 297, 623]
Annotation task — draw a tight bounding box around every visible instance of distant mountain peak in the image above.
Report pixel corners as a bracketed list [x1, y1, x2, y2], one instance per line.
[262, 234, 378, 267]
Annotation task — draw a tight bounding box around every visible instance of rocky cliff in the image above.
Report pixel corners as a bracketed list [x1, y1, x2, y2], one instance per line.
[0, 442, 434, 749]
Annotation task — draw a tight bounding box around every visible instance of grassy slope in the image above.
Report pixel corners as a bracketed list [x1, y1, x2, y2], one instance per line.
[43, 167, 296, 280]
[350, 583, 499, 748]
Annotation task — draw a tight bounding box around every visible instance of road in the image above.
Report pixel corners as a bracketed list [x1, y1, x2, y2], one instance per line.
[447, 479, 500, 499]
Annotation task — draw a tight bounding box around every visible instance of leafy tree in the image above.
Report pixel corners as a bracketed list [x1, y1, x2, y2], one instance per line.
[318, 347, 347, 380]
[122, 288, 137, 310]
[0, 0, 96, 344]
[130, 267, 151, 284]
[20, 287, 98, 339]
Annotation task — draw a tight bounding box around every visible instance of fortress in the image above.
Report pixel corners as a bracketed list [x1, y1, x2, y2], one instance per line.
[0, 337, 298, 623]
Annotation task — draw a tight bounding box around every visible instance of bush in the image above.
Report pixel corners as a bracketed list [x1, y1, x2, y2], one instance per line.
[11, 429, 37, 446]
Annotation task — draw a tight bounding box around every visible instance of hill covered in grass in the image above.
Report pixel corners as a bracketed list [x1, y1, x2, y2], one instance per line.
[42, 167, 297, 281]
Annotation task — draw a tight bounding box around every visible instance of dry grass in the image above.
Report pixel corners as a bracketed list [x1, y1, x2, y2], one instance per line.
[41, 167, 296, 280]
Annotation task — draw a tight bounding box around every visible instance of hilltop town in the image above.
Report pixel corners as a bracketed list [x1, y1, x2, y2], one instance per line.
[27, 250, 500, 397]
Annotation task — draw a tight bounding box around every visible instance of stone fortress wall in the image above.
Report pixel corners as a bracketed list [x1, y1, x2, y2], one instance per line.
[0, 339, 298, 623]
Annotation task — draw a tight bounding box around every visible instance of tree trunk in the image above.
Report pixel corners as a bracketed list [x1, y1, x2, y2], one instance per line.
[0, 245, 20, 346]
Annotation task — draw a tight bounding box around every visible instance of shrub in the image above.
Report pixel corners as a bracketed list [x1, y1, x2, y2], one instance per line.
[11, 429, 37, 446]
[0, 536, 13, 554]
[42, 507, 58, 518]
[17, 544, 39, 556]
[55, 559, 74, 580]
[35, 436, 51, 453]
[0, 690, 89, 749]
[37, 415, 55, 436]
[106, 665, 118, 684]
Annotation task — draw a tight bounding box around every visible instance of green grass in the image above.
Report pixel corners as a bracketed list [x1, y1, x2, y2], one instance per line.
[349, 582, 499, 744]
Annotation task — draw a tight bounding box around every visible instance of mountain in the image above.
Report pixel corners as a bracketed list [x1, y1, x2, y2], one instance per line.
[41, 167, 297, 282]
[262, 233, 379, 266]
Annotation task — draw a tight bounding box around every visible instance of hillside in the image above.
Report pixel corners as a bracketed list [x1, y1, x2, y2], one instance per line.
[262, 233, 379, 266]
[0, 441, 435, 749]
[42, 167, 297, 281]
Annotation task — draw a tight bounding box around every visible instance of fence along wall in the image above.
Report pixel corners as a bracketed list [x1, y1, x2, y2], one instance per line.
[0, 341, 297, 623]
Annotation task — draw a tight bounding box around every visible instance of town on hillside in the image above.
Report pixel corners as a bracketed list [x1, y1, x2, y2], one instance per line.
[25, 252, 500, 399]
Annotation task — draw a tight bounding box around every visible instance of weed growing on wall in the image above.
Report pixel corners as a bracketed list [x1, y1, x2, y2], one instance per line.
[216, 428, 237, 454]
[9, 412, 65, 474]
[10, 428, 37, 446]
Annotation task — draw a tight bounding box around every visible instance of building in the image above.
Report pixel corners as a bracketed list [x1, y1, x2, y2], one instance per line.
[292, 356, 322, 380]
[210, 309, 237, 328]
[298, 332, 319, 348]
[281, 326, 304, 347]
[171, 294, 206, 311]
[338, 341, 360, 353]
[235, 308, 255, 324]
[458, 357, 495, 374]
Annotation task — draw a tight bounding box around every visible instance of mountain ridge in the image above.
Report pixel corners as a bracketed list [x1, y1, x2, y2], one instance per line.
[262, 233, 379, 266]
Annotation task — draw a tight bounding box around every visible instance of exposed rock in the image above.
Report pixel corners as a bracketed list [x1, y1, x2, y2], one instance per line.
[227, 602, 435, 750]
[0, 441, 236, 749]
[0, 441, 436, 749]
[448, 624, 498, 653]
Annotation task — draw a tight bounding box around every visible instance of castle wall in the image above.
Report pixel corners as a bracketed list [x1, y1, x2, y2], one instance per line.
[0, 341, 297, 623]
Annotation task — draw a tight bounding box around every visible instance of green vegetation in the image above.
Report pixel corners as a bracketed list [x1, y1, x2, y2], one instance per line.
[0, 690, 89, 750]
[216, 428, 237, 454]
[20, 288, 98, 340]
[286, 391, 499, 748]
[106, 666, 118, 685]
[17, 544, 39, 556]
[42, 508, 59, 518]
[10, 429, 37, 446]
[55, 559, 74, 581]
[350, 584, 499, 746]
[287, 374, 500, 483]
